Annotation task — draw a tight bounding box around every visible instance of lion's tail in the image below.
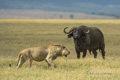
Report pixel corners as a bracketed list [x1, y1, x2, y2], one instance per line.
[16, 53, 21, 67]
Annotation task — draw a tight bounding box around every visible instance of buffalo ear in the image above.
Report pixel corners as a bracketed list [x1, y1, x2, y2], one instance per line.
[68, 33, 73, 38]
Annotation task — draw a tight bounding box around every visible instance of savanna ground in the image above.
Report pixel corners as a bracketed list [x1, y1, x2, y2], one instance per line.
[0, 19, 120, 80]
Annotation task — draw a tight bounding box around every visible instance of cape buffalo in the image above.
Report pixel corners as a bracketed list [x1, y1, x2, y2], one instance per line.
[63, 25, 105, 59]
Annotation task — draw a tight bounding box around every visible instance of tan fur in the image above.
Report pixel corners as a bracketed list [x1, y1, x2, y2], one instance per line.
[16, 45, 70, 68]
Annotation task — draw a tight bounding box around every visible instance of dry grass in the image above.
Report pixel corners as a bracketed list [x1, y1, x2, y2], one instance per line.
[0, 19, 120, 24]
[0, 19, 120, 80]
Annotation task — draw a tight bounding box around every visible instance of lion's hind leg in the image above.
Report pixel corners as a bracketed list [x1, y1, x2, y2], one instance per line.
[17, 55, 25, 68]
[27, 58, 33, 68]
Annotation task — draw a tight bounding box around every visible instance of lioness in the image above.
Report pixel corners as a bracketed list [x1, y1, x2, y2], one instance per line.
[16, 45, 70, 68]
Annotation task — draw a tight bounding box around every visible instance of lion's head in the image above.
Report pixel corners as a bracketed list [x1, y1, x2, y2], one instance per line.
[61, 46, 70, 57]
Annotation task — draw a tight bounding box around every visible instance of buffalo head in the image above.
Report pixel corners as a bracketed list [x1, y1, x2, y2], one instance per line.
[63, 25, 90, 39]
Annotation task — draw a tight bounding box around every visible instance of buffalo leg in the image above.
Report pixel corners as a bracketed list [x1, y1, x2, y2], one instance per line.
[101, 48, 105, 59]
[92, 50, 97, 58]
[82, 50, 87, 58]
[75, 46, 80, 59]
[75, 49, 80, 59]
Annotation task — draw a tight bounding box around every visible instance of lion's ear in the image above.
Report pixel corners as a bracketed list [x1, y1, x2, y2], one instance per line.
[62, 46, 65, 49]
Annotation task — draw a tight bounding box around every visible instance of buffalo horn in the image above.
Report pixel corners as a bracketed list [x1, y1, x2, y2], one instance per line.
[85, 29, 90, 33]
[63, 27, 75, 34]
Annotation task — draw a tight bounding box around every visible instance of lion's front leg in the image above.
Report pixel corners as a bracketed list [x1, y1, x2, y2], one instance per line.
[47, 59, 56, 68]
[46, 55, 56, 68]
[45, 59, 51, 68]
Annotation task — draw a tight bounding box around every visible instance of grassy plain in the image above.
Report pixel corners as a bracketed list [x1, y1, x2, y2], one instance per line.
[0, 19, 120, 80]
